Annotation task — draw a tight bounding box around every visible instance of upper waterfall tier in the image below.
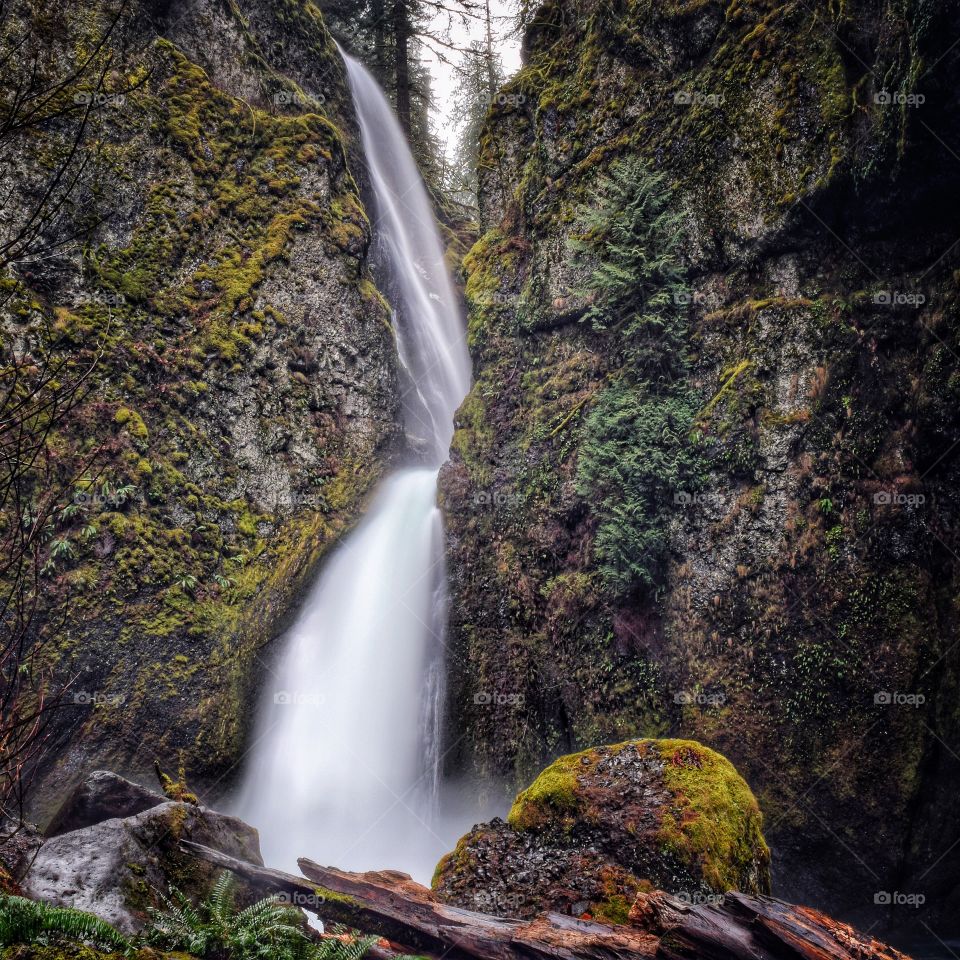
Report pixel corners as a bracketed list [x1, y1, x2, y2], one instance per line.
[341, 49, 471, 464]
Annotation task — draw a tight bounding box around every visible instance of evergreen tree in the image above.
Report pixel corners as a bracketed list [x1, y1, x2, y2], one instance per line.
[447, 37, 505, 207]
[321, 0, 447, 175]
[572, 158, 704, 594]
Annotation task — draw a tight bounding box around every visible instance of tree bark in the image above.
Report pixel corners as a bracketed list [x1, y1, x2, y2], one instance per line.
[179, 841, 910, 960]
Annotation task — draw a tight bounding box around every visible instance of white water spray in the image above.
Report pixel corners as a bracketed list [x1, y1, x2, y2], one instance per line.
[235, 50, 472, 881]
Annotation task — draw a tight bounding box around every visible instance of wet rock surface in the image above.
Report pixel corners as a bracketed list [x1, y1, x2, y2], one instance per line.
[43, 771, 165, 838]
[22, 800, 262, 933]
[441, 0, 960, 935]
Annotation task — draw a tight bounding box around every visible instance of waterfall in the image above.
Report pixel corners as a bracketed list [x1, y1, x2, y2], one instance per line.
[234, 50, 472, 882]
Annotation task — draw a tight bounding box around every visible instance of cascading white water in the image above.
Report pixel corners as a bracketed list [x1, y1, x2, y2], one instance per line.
[234, 50, 472, 881]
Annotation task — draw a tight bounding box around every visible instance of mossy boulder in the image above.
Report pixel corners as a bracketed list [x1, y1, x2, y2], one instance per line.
[433, 739, 770, 921]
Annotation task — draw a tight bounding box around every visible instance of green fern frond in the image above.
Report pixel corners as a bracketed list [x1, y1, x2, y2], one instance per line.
[208, 871, 237, 923]
[145, 870, 312, 960]
[309, 933, 379, 960]
[0, 894, 133, 953]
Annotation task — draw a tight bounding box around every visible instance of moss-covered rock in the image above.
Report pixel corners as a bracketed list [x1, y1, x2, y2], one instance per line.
[433, 738, 769, 920]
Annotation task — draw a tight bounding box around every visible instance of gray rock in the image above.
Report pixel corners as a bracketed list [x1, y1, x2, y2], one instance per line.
[23, 800, 262, 933]
[44, 770, 165, 838]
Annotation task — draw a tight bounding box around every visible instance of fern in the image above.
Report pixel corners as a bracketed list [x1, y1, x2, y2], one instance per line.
[146, 872, 311, 960]
[0, 894, 133, 953]
[144, 872, 384, 960]
[208, 871, 236, 924]
[310, 929, 379, 960]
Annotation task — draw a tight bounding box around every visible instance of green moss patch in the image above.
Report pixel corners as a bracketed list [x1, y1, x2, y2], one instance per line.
[651, 739, 770, 892]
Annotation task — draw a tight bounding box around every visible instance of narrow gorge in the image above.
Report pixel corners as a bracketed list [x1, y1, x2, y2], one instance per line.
[1, 0, 959, 957]
[235, 48, 474, 882]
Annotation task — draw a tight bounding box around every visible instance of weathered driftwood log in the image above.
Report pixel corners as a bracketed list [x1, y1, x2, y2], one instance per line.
[179, 840, 909, 960]
[181, 839, 658, 960]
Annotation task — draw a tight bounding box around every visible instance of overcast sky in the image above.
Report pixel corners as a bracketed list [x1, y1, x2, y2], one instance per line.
[423, 0, 523, 156]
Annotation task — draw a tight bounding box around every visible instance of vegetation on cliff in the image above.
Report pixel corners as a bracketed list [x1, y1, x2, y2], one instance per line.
[440, 0, 960, 933]
[571, 158, 702, 592]
[0, 0, 400, 808]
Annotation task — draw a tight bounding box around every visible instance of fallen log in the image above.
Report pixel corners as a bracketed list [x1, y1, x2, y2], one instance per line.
[182, 840, 660, 960]
[179, 841, 909, 960]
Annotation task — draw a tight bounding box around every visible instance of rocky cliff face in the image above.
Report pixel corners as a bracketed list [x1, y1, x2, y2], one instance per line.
[440, 0, 960, 936]
[2, 0, 400, 808]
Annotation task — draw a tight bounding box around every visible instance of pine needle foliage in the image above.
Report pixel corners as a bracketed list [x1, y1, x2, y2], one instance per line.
[572, 158, 703, 593]
[0, 893, 133, 953]
[571, 156, 689, 379]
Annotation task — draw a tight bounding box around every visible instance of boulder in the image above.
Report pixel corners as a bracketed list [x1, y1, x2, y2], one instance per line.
[432, 738, 770, 921]
[44, 770, 165, 837]
[22, 799, 262, 933]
